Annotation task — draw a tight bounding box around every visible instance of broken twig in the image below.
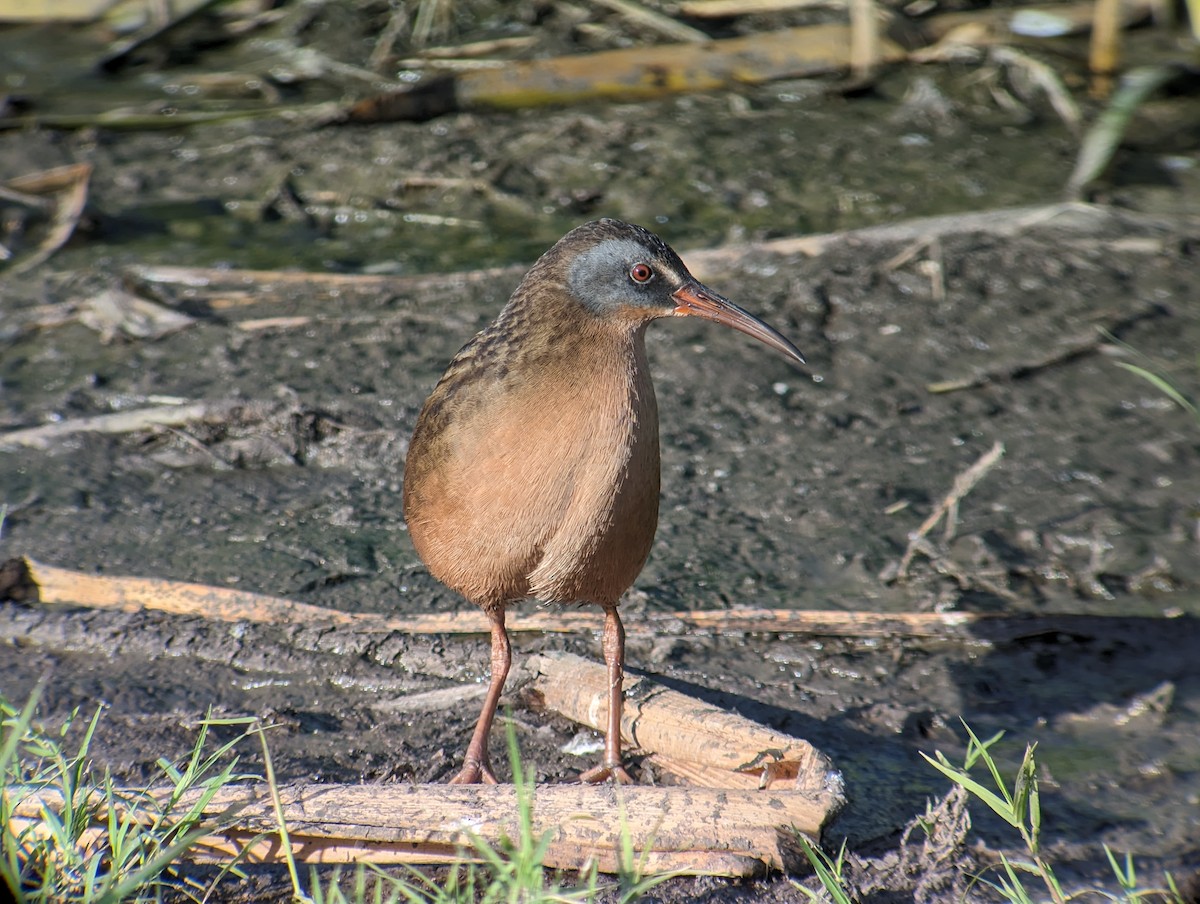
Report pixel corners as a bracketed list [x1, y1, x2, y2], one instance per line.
[1, 163, 91, 276]
[889, 441, 1005, 582]
[589, 0, 711, 42]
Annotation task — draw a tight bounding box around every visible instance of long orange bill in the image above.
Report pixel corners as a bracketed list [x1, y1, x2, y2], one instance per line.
[671, 281, 806, 366]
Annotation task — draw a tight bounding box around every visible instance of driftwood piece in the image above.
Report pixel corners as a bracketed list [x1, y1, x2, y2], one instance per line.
[12, 779, 830, 875]
[415, 36, 540, 61]
[0, 401, 239, 450]
[128, 262, 521, 295]
[343, 0, 1147, 124]
[348, 24, 909, 122]
[124, 261, 525, 319]
[127, 262, 525, 301]
[527, 651, 839, 794]
[2, 556, 1161, 646]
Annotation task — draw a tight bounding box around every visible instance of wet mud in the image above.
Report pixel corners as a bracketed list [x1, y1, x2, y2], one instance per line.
[2, 5, 1200, 900]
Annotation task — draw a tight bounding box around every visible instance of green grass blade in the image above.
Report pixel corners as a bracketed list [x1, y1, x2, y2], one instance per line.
[1116, 363, 1199, 418]
[794, 835, 855, 904]
[0, 683, 42, 776]
[960, 721, 1015, 811]
[1066, 64, 1181, 198]
[996, 854, 1037, 904]
[920, 752, 1021, 828]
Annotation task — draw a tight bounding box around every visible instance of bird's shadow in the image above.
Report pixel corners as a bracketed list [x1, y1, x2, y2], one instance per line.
[623, 612, 1200, 852]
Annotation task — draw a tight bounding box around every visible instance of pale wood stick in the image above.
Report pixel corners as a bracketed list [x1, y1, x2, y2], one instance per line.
[1089, 0, 1123, 95]
[588, 0, 712, 42]
[848, 0, 880, 81]
[681, 0, 845, 15]
[685, 202, 1112, 277]
[127, 262, 522, 294]
[526, 652, 839, 795]
[417, 35, 539, 59]
[4, 557, 1163, 645]
[0, 402, 238, 450]
[11, 780, 832, 874]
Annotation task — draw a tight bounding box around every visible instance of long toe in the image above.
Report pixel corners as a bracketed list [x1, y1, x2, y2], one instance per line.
[579, 762, 635, 785]
[448, 759, 499, 784]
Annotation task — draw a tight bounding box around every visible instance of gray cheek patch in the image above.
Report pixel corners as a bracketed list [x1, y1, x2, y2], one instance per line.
[566, 238, 648, 311]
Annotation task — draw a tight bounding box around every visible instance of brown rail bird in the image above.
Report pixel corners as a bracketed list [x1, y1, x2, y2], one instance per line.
[403, 218, 804, 784]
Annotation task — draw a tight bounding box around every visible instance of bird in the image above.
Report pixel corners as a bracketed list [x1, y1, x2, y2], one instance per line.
[402, 218, 805, 784]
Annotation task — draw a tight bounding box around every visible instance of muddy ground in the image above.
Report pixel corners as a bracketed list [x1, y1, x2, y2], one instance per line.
[2, 2, 1200, 901]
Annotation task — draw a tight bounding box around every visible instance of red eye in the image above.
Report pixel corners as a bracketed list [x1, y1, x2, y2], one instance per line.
[629, 262, 654, 284]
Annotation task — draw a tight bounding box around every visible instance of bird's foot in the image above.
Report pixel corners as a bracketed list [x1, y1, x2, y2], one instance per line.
[579, 762, 635, 785]
[448, 759, 499, 784]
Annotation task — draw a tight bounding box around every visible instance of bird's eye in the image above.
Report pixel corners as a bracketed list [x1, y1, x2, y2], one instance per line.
[629, 262, 654, 284]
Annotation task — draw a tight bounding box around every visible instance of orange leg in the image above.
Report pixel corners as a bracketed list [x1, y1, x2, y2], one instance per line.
[449, 609, 509, 784]
[580, 604, 634, 784]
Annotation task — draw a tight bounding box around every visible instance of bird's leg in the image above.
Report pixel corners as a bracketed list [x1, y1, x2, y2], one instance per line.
[580, 604, 634, 784]
[449, 609, 510, 784]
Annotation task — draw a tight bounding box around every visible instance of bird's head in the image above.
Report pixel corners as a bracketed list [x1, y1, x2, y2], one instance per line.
[556, 218, 805, 367]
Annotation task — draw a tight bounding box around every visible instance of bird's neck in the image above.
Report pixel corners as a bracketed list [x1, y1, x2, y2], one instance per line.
[497, 291, 655, 383]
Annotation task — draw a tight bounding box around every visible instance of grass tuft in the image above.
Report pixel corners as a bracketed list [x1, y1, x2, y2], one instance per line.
[922, 721, 1184, 904]
[1, 685, 260, 903]
[795, 719, 1185, 904]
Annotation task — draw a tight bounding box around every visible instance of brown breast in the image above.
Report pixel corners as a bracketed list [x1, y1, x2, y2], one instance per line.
[403, 314, 660, 611]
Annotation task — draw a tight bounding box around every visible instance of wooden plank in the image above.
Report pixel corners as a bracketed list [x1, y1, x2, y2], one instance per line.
[12, 781, 833, 875]
[527, 651, 836, 791]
